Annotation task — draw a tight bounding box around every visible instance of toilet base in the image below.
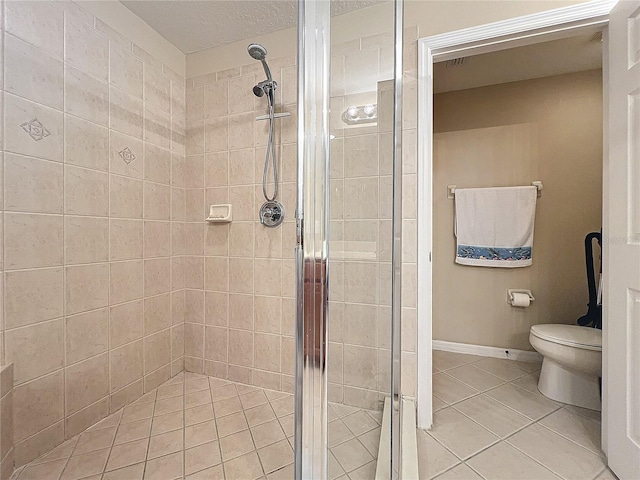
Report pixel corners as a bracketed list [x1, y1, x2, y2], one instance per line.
[538, 357, 601, 411]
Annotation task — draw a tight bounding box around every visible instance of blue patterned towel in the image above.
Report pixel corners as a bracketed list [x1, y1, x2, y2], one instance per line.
[454, 186, 537, 268]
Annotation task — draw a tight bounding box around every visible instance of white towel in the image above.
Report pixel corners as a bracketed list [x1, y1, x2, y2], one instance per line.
[454, 186, 537, 267]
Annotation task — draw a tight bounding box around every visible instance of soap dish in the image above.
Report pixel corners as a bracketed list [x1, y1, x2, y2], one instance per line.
[206, 204, 232, 223]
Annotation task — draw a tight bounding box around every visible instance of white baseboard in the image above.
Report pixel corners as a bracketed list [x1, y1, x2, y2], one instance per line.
[433, 340, 542, 363]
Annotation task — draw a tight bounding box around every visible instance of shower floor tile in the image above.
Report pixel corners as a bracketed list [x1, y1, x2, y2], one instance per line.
[421, 352, 611, 480]
[10, 374, 382, 480]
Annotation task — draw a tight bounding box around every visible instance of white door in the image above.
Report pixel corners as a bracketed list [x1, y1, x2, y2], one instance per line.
[605, 1, 640, 478]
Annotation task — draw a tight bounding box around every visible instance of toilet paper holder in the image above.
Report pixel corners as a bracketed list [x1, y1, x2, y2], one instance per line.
[507, 289, 535, 306]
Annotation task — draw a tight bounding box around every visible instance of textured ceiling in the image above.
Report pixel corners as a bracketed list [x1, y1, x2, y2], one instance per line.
[121, 0, 385, 54]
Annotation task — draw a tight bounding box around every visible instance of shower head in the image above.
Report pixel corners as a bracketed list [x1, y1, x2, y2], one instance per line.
[247, 43, 273, 82]
[247, 43, 267, 61]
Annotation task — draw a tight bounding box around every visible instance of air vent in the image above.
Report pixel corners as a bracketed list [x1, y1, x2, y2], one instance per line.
[445, 57, 467, 68]
[589, 31, 603, 43]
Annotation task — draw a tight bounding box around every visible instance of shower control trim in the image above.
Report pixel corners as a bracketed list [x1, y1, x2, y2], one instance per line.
[260, 201, 285, 228]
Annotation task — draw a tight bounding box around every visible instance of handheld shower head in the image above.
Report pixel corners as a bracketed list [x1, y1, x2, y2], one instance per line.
[247, 43, 267, 61]
[247, 43, 273, 82]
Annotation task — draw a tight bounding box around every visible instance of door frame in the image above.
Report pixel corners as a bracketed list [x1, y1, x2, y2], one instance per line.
[416, 0, 616, 430]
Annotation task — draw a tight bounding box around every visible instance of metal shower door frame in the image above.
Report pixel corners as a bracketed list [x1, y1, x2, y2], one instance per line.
[294, 0, 403, 478]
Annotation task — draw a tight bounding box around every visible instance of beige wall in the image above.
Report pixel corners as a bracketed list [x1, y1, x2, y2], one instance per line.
[0, 0, 186, 467]
[432, 70, 603, 350]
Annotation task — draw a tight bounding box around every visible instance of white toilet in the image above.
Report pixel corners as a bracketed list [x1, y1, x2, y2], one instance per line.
[529, 324, 602, 411]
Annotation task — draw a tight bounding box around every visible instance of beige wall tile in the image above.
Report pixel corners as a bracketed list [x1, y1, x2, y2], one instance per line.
[184, 222, 204, 255]
[144, 144, 171, 185]
[344, 262, 378, 305]
[4, 93, 64, 162]
[185, 155, 204, 188]
[4, 153, 62, 213]
[172, 325, 185, 360]
[205, 152, 228, 187]
[144, 221, 171, 258]
[228, 186, 254, 221]
[65, 216, 109, 264]
[110, 87, 144, 139]
[4, 33, 63, 110]
[64, 65, 109, 127]
[343, 345, 377, 390]
[65, 263, 109, 315]
[145, 364, 171, 392]
[144, 258, 171, 296]
[110, 260, 143, 305]
[204, 326, 227, 362]
[64, 115, 109, 172]
[110, 219, 143, 260]
[205, 291, 228, 327]
[144, 293, 172, 336]
[64, 16, 109, 81]
[254, 259, 281, 296]
[229, 258, 253, 294]
[65, 353, 109, 415]
[187, 85, 204, 122]
[228, 113, 254, 150]
[184, 323, 204, 358]
[110, 340, 143, 392]
[5, 212, 63, 269]
[204, 223, 229, 256]
[110, 131, 143, 179]
[110, 175, 143, 219]
[4, 267, 63, 329]
[14, 421, 64, 468]
[13, 371, 64, 443]
[145, 106, 172, 149]
[254, 296, 281, 334]
[110, 379, 143, 413]
[144, 64, 171, 115]
[64, 165, 109, 216]
[203, 117, 227, 153]
[110, 45, 143, 98]
[254, 333, 280, 373]
[184, 256, 204, 289]
[4, 0, 64, 58]
[110, 300, 144, 348]
[228, 329, 253, 367]
[144, 182, 171, 220]
[228, 222, 254, 257]
[65, 397, 109, 439]
[185, 189, 204, 222]
[185, 289, 205, 324]
[228, 148, 254, 185]
[66, 308, 109, 365]
[228, 294, 253, 331]
[204, 257, 229, 292]
[144, 330, 172, 374]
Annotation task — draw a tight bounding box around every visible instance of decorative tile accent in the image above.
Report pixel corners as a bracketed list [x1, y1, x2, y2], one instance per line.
[118, 147, 136, 164]
[20, 118, 51, 141]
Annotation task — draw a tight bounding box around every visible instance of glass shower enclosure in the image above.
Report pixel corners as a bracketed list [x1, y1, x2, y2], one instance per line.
[295, 0, 403, 477]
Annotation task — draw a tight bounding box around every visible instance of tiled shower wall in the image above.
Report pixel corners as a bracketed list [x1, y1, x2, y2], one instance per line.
[183, 28, 416, 410]
[0, 0, 186, 468]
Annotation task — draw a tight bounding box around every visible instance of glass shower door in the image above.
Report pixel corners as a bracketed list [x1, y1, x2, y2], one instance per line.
[295, 0, 403, 478]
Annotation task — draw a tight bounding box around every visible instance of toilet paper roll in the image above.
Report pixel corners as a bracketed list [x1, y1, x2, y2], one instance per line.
[511, 293, 531, 308]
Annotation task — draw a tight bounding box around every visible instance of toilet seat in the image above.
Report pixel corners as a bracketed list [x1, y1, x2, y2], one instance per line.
[530, 324, 602, 351]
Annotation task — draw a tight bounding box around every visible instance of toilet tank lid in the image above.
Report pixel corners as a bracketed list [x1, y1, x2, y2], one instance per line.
[531, 324, 602, 349]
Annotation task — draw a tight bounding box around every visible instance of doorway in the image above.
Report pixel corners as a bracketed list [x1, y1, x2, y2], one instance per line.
[415, 0, 616, 454]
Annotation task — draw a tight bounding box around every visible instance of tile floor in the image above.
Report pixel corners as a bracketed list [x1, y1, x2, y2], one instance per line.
[419, 351, 618, 480]
[10, 373, 382, 480]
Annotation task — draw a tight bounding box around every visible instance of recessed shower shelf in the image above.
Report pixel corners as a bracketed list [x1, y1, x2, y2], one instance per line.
[206, 204, 232, 223]
[255, 112, 291, 121]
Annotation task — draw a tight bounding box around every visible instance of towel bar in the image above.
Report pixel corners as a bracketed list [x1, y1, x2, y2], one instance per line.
[447, 181, 543, 199]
